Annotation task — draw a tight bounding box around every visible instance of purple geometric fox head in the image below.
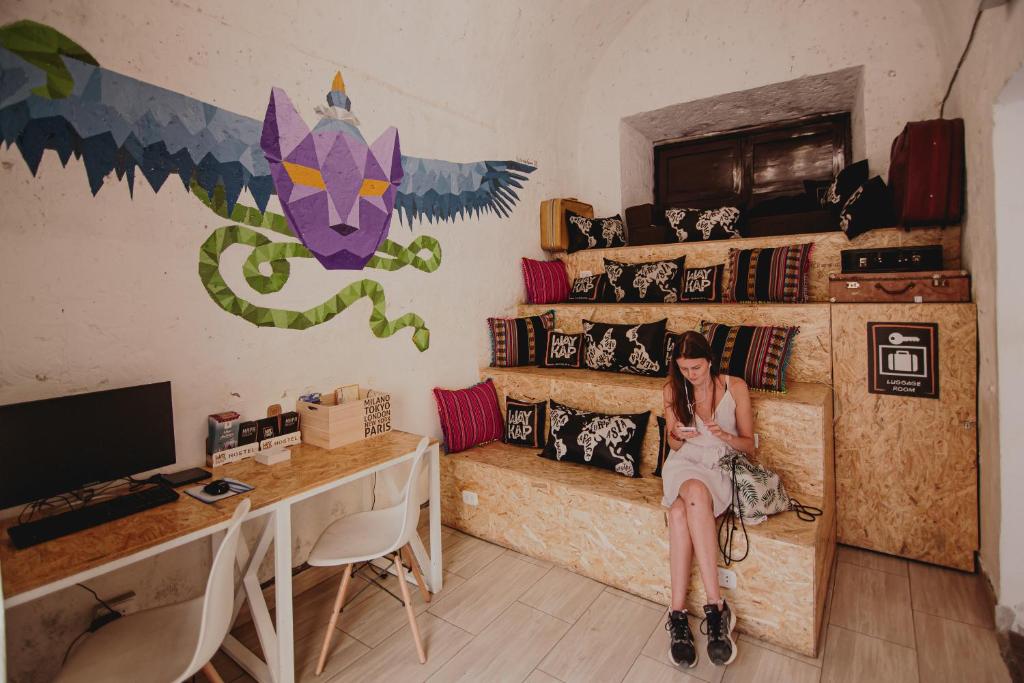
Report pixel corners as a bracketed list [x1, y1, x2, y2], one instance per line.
[260, 82, 402, 270]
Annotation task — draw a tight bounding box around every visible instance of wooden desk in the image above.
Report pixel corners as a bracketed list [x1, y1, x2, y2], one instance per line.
[0, 430, 443, 683]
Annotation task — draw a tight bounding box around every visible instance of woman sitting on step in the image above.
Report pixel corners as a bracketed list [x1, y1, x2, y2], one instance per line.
[661, 331, 755, 670]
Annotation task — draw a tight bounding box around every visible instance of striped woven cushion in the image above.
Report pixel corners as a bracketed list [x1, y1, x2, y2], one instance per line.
[432, 379, 503, 453]
[724, 243, 813, 303]
[701, 321, 800, 393]
[521, 258, 570, 304]
[487, 311, 555, 367]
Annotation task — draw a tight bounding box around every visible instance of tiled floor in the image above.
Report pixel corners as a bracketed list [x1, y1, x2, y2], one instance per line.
[204, 527, 1012, 683]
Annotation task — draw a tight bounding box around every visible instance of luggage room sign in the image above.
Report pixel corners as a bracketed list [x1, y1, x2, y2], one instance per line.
[867, 322, 939, 398]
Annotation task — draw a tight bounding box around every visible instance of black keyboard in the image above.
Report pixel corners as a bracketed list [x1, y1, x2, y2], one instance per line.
[7, 485, 180, 549]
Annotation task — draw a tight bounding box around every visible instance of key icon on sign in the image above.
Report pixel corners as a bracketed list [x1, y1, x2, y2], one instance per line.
[888, 332, 921, 345]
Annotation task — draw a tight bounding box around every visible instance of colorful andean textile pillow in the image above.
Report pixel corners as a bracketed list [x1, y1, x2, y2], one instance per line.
[488, 311, 554, 367]
[432, 378, 503, 453]
[820, 160, 869, 214]
[604, 256, 686, 303]
[540, 399, 650, 478]
[568, 273, 608, 302]
[582, 318, 668, 377]
[679, 264, 723, 303]
[700, 321, 799, 393]
[724, 243, 813, 304]
[838, 176, 895, 239]
[566, 211, 627, 253]
[664, 207, 741, 242]
[542, 330, 584, 369]
[654, 416, 670, 477]
[521, 258, 570, 304]
[504, 397, 547, 448]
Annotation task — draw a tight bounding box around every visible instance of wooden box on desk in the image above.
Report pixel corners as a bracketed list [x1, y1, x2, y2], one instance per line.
[297, 390, 392, 449]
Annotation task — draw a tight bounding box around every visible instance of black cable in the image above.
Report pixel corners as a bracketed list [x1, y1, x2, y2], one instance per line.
[76, 583, 118, 616]
[940, 2, 984, 118]
[370, 472, 377, 510]
[62, 629, 89, 666]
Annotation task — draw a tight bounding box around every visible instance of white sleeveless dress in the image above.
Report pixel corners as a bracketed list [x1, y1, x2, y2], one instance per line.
[660, 375, 737, 516]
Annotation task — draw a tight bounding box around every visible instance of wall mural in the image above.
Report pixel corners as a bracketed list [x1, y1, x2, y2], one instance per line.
[0, 21, 535, 350]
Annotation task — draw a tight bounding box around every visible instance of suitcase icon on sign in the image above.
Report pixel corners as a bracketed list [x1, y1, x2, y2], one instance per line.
[878, 344, 928, 378]
[888, 349, 918, 373]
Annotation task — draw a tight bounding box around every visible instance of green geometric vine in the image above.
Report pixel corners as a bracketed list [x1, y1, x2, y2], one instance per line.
[192, 182, 440, 351]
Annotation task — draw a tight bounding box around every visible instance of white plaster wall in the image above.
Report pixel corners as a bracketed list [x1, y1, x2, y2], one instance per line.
[0, 1, 626, 680]
[931, 0, 1024, 611]
[994, 64, 1024, 634]
[562, 0, 946, 215]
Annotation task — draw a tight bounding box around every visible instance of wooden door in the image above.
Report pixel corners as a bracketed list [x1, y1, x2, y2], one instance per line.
[831, 303, 977, 570]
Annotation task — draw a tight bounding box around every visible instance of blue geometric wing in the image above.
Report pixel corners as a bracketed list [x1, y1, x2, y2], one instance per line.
[395, 156, 536, 225]
[0, 41, 273, 212]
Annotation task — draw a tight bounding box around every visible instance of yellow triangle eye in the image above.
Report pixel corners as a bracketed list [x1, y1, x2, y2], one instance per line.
[359, 179, 389, 197]
[282, 161, 326, 189]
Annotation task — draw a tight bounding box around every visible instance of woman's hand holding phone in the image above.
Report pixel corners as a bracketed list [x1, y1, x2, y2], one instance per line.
[671, 422, 698, 440]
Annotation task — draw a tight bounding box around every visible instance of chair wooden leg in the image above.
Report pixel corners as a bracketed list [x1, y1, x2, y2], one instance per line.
[403, 544, 431, 603]
[201, 662, 226, 683]
[394, 553, 427, 664]
[315, 564, 353, 676]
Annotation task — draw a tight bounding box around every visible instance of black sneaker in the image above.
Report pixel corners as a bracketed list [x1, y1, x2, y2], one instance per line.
[665, 610, 697, 668]
[702, 599, 738, 666]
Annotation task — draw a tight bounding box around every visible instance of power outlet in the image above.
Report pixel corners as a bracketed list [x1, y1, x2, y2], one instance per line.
[462, 490, 479, 506]
[93, 591, 138, 622]
[717, 567, 737, 590]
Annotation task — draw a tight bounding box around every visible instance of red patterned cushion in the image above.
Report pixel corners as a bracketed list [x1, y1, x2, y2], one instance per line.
[521, 258, 570, 304]
[432, 379, 503, 453]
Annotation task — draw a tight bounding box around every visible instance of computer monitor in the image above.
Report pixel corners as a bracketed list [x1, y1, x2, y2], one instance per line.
[0, 381, 176, 509]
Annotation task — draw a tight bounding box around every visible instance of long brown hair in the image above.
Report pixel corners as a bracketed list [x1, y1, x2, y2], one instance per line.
[669, 331, 719, 427]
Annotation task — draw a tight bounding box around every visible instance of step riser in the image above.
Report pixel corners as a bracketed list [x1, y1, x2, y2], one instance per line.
[484, 369, 832, 501]
[442, 455, 834, 657]
[519, 303, 832, 385]
[557, 226, 960, 303]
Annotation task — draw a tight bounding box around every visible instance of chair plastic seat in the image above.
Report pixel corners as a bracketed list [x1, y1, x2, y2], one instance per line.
[308, 503, 407, 566]
[54, 597, 203, 683]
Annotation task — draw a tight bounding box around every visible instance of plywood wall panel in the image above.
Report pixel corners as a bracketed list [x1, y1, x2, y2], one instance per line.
[831, 303, 977, 570]
[557, 226, 960, 303]
[482, 366, 832, 501]
[519, 302, 832, 385]
[441, 442, 834, 657]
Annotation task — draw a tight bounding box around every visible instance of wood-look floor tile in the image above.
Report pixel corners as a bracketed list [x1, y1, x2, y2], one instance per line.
[908, 561, 994, 628]
[328, 612, 473, 683]
[295, 628, 370, 682]
[829, 562, 915, 647]
[337, 567, 437, 647]
[443, 530, 506, 579]
[641, 610, 725, 683]
[503, 547, 555, 569]
[538, 590, 663, 683]
[914, 611, 1011, 683]
[427, 602, 571, 682]
[428, 556, 549, 634]
[819, 625, 917, 683]
[837, 545, 908, 577]
[523, 670, 562, 683]
[519, 566, 605, 623]
[721, 641, 820, 683]
[603, 585, 665, 612]
[622, 654, 705, 683]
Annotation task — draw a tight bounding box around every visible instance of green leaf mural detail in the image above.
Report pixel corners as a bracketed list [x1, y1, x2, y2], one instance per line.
[0, 20, 98, 99]
[193, 182, 440, 351]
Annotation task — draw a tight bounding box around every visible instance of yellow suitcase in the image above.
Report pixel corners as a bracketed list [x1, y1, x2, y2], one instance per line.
[540, 198, 593, 251]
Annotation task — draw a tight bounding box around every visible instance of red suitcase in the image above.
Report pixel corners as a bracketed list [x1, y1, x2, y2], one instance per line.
[888, 118, 964, 226]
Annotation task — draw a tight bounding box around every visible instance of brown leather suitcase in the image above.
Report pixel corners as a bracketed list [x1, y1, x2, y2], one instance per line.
[888, 118, 964, 226]
[828, 270, 970, 303]
[540, 198, 593, 251]
[624, 203, 671, 246]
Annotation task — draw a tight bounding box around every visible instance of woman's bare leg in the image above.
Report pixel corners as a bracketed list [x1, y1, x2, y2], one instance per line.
[678, 480, 721, 606]
[667, 497, 694, 611]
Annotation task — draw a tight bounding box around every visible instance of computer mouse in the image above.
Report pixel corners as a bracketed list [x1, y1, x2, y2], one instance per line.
[203, 479, 230, 496]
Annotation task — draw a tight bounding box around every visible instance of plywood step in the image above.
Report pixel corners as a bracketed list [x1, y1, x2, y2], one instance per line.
[520, 302, 832, 385]
[441, 441, 836, 657]
[554, 225, 959, 303]
[482, 365, 833, 502]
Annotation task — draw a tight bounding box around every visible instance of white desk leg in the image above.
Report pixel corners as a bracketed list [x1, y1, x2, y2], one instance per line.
[428, 443, 443, 593]
[274, 505, 295, 683]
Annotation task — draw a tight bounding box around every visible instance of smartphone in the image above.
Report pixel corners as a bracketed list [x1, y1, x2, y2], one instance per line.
[155, 467, 211, 487]
[677, 425, 697, 433]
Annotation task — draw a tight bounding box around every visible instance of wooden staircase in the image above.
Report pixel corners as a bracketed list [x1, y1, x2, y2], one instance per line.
[440, 225, 953, 657]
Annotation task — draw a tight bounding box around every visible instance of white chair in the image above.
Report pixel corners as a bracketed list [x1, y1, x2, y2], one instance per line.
[54, 497, 252, 683]
[310, 436, 432, 675]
